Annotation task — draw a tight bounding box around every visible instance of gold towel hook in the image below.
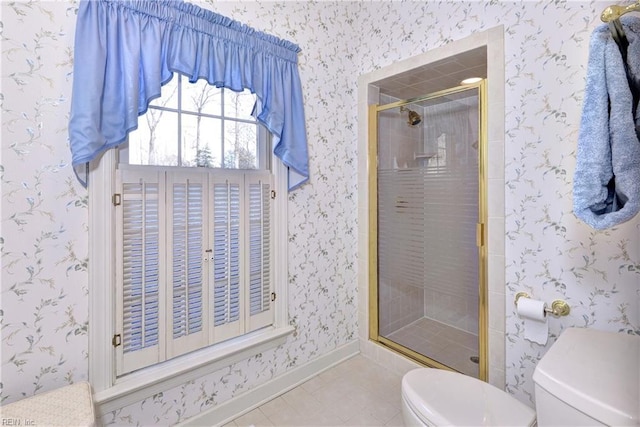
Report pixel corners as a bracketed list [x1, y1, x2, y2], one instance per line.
[601, 1, 640, 23]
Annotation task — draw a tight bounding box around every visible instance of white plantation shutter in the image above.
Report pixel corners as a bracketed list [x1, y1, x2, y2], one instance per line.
[210, 176, 244, 342]
[166, 172, 208, 358]
[115, 168, 165, 376]
[246, 173, 274, 331]
[115, 167, 275, 376]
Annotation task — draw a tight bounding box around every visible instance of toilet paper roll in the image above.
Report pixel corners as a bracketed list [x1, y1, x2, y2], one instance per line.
[516, 297, 548, 345]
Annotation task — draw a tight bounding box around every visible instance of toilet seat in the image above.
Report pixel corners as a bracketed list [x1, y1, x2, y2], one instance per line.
[402, 368, 536, 426]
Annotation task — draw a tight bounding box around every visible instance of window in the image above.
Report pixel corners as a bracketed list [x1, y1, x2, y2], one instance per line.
[121, 76, 267, 170]
[86, 75, 291, 414]
[113, 77, 275, 377]
[73, 1, 305, 413]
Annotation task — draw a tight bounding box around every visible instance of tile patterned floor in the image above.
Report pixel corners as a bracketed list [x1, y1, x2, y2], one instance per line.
[226, 355, 404, 427]
[386, 317, 479, 377]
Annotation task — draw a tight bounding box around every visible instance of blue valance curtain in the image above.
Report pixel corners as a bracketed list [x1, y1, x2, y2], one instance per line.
[69, 0, 308, 190]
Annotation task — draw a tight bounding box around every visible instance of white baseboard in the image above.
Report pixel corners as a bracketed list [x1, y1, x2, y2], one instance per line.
[178, 340, 360, 426]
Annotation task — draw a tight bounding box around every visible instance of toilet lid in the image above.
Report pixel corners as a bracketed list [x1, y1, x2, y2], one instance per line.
[533, 328, 639, 426]
[402, 368, 536, 426]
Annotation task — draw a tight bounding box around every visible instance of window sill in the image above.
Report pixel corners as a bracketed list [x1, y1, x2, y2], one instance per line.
[93, 325, 295, 416]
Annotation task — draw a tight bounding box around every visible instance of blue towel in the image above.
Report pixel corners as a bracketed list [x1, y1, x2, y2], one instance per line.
[573, 17, 640, 229]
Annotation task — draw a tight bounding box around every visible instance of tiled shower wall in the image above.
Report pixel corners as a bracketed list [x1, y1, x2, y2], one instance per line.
[377, 94, 425, 336]
[421, 100, 480, 336]
[376, 93, 480, 338]
[377, 95, 424, 170]
[378, 281, 424, 337]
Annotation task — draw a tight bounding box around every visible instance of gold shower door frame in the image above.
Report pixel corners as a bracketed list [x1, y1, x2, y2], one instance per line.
[368, 81, 488, 381]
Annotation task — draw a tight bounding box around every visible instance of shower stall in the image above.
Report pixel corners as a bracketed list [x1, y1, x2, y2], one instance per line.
[368, 82, 487, 379]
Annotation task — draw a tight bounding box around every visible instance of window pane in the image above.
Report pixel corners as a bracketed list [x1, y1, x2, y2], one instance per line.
[224, 121, 258, 169]
[149, 76, 178, 110]
[128, 111, 179, 166]
[183, 79, 222, 116]
[224, 89, 256, 121]
[182, 115, 222, 168]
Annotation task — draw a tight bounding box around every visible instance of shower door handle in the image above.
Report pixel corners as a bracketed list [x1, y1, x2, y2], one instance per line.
[476, 223, 485, 247]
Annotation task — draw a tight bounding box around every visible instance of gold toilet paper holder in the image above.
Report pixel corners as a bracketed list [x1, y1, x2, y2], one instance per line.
[514, 292, 571, 317]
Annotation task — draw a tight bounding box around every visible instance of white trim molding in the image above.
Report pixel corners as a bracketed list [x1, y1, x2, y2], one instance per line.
[88, 149, 118, 395]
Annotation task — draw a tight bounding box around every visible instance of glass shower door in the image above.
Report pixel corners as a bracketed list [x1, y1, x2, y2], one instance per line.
[369, 83, 487, 379]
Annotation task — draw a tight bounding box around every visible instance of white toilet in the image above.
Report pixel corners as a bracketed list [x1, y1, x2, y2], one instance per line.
[401, 327, 640, 426]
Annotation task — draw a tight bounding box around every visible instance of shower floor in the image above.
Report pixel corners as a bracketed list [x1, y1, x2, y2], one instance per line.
[385, 317, 479, 377]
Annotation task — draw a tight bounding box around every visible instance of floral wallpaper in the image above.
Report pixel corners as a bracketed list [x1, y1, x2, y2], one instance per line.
[2, 0, 638, 424]
[1, 0, 89, 403]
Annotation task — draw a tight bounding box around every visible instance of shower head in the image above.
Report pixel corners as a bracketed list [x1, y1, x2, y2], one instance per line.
[407, 110, 422, 126]
[400, 106, 422, 126]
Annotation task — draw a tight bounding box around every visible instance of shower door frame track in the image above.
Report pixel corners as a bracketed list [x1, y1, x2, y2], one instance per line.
[368, 81, 488, 381]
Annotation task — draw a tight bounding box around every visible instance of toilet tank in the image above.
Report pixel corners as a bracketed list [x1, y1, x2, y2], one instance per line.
[533, 328, 639, 426]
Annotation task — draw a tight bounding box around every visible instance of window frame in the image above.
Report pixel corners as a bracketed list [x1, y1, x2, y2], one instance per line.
[88, 132, 291, 417]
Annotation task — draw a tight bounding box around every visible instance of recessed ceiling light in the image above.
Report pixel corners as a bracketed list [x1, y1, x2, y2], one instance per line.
[461, 77, 483, 85]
